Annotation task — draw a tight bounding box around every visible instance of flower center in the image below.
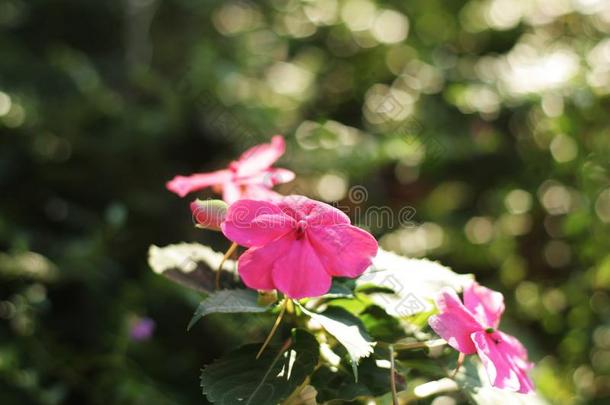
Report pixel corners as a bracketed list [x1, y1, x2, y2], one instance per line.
[295, 220, 308, 239]
[485, 328, 502, 344]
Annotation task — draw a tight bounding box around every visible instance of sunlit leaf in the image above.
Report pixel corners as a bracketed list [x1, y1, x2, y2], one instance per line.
[148, 243, 238, 292]
[357, 248, 473, 318]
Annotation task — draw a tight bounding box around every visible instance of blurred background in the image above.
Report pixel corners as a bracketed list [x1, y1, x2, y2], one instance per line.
[1, 0, 610, 403]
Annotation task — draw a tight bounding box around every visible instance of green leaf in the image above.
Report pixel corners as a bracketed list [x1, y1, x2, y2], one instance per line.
[406, 307, 438, 329]
[299, 305, 374, 380]
[188, 289, 270, 330]
[357, 248, 473, 318]
[355, 284, 396, 295]
[395, 357, 447, 379]
[325, 297, 370, 315]
[326, 277, 357, 297]
[148, 243, 239, 292]
[311, 356, 391, 402]
[200, 329, 319, 405]
[359, 305, 405, 342]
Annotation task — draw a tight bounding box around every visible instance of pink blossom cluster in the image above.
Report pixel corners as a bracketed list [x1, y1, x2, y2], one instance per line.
[167, 135, 535, 393]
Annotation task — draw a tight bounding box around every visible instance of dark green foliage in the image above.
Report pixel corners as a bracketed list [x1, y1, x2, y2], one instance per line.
[359, 305, 405, 342]
[188, 289, 270, 331]
[311, 356, 391, 402]
[200, 329, 319, 405]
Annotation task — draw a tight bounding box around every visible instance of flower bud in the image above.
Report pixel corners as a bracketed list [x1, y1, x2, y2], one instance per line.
[190, 199, 228, 231]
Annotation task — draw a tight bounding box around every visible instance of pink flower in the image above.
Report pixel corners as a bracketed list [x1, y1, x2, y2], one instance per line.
[428, 282, 535, 394]
[166, 135, 295, 203]
[220, 195, 378, 299]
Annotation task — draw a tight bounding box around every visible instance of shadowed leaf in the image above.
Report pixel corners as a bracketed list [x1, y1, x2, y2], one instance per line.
[300, 305, 374, 381]
[188, 289, 270, 330]
[311, 356, 391, 402]
[200, 329, 319, 405]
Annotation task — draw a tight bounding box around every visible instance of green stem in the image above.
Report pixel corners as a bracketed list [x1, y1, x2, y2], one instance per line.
[451, 352, 466, 378]
[216, 242, 238, 289]
[256, 299, 288, 359]
[385, 339, 446, 351]
[390, 344, 399, 405]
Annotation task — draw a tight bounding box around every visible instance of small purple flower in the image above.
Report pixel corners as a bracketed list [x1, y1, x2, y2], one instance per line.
[129, 316, 155, 342]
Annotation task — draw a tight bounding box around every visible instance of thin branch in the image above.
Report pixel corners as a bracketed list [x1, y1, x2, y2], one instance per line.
[390, 344, 399, 405]
[451, 352, 466, 378]
[216, 242, 238, 289]
[390, 339, 446, 351]
[256, 299, 288, 359]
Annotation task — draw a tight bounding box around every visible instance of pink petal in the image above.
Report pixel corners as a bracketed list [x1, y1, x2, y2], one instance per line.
[428, 288, 483, 354]
[307, 224, 378, 278]
[498, 331, 535, 393]
[222, 182, 242, 204]
[463, 282, 505, 329]
[238, 168, 295, 187]
[234, 135, 286, 177]
[241, 184, 284, 201]
[277, 195, 320, 220]
[221, 199, 295, 247]
[271, 236, 332, 299]
[278, 195, 350, 225]
[498, 331, 531, 369]
[264, 168, 295, 186]
[471, 331, 534, 393]
[237, 235, 293, 291]
[166, 170, 232, 197]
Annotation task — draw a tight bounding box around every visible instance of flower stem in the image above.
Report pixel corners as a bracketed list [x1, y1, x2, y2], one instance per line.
[256, 299, 288, 359]
[390, 339, 446, 351]
[216, 242, 238, 289]
[389, 344, 399, 405]
[392, 341, 428, 350]
[451, 352, 466, 378]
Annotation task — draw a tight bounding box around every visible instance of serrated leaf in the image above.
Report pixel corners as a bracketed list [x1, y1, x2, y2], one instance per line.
[188, 289, 270, 330]
[357, 248, 473, 318]
[148, 243, 239, 292]
[300, 305, 374, 380]
[200, 329, 319, 405]
[311, 356, 391, 402]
